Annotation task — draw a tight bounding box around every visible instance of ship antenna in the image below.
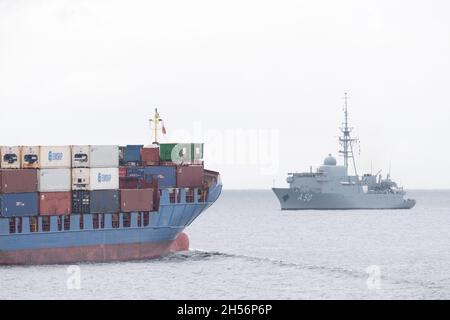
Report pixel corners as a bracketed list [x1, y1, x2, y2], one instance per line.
[339, 92, 359, 178]
[388, 160, 391, 179]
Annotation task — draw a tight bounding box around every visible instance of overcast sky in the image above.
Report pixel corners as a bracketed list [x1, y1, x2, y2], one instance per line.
[1, 0, 449, 189]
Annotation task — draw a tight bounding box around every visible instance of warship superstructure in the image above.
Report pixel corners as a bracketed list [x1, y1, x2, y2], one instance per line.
[273, 94, 416, 210]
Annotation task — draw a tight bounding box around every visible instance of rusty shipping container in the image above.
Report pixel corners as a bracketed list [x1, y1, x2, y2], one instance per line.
[39, 192, 71, 216]
[119, 176, 153, 189]
[119, 177, 139, 189]
[176, 165, 204, 188]
[120, 189, 154, 212]
[0, 169, 38, 193]
[140, 147, 160, 166]
[21, 146, 40, 169]
[1, 146, 21, 169]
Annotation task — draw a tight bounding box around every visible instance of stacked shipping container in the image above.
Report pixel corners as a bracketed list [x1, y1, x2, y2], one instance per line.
[120, 145, 156, 212]
[38, 146, 72, 215]
[71, 146, 120, 214]
[0, 143, 206, 219]
[0, 147, 39, 217]
[0, 169, 38, 217]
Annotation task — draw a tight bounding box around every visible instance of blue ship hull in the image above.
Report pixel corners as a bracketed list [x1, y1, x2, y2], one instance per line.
[0, 181, 222, 265]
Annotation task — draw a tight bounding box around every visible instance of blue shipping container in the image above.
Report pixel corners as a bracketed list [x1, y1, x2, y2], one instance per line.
[124, 145, 143, 163]
[0, 192, 39, 217]
[143, 166, 176, 188]
[126, 166, 176, 188]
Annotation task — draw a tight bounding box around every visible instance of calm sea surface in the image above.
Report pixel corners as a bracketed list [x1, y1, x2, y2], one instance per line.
[1, 190, 449, 300]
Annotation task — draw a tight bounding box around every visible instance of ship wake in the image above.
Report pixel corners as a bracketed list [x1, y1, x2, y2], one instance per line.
[163, 249, 438, 291]
[163, 249, 366, 279]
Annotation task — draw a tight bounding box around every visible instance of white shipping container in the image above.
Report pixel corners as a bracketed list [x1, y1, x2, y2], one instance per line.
[71, 145, 119, 168]
[1, 146, 21, 169]
[71, 145, 90, 168]
[90, 145, 119, 168]
[72, 168, 90, 190]
[40, 146, 71, 168]
[88, 168, 119, 191]
[21, 146, 40, 169]
[38, 169, 71, 192]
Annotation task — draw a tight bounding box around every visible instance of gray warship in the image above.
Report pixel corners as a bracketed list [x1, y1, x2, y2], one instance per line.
[273, 93, 416, 210]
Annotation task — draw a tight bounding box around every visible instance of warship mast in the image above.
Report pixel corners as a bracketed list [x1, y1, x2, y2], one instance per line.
[339, 93, 359, 177]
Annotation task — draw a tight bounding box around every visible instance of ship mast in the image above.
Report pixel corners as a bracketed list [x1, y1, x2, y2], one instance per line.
[339, 93, 358, 176]
[149, 108, 163, 144]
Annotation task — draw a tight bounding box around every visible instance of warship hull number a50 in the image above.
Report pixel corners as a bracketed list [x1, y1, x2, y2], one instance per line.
[273, 93, 416, 210]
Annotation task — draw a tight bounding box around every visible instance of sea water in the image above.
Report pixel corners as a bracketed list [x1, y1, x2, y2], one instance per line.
[1, 190, 449, 300]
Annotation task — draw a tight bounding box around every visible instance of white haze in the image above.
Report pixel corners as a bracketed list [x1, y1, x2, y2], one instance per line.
[0, 0, 449, 189]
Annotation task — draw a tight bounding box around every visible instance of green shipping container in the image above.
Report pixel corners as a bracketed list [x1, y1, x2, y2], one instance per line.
[159, 143, 192, 163]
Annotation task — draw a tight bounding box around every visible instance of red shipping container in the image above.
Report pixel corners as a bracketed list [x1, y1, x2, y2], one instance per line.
[176, 165, 204, 188]
[39, 192, 71, 215]
[0, 169, 38, 193]
[119, 167, 127, 177]
[120, 177, 139, 189]
[119, 177, 153, 189]
[120, 189, 154, 212]
[140, 147, 160, 166]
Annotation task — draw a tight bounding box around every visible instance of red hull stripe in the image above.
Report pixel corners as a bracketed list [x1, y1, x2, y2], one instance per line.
[0, 232, 189, 265]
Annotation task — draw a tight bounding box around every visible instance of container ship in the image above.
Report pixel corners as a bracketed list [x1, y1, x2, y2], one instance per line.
[0, 110, 222, 265]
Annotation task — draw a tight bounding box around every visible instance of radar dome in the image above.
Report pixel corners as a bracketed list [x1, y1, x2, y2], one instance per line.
[324, 154, 337, 166]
